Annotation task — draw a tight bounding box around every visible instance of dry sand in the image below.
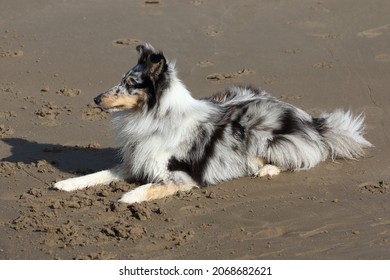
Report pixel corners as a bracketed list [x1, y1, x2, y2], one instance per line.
[1, 0, 390, 260]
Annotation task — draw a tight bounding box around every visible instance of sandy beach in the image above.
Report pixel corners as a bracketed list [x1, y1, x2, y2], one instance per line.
[1, 0, 389, 259]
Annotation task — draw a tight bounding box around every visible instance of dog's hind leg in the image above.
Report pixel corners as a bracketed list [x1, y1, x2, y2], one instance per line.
[249, 156, 281, 179]
[54, 168, 123, 192]
[119, 182, 197, 204]
[254, 164, 281, 178]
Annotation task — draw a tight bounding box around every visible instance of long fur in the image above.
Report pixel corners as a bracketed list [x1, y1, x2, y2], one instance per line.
[54, 43, 373, 204]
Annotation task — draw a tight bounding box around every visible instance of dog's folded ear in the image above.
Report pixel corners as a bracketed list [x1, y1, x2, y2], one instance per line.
[136, 43, 156, 56]
[135, 44, 167, 80]
[147, 53, 167, 81]
[136, 44, 146, 55]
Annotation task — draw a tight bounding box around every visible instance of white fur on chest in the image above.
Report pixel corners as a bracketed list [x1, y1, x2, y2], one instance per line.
[113, 78, 216, 182]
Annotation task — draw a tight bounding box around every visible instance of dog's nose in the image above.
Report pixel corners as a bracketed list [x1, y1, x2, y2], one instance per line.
[94, 95, 102, 105]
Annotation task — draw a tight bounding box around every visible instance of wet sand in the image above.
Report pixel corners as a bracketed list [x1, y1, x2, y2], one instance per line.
[1, 0, 390, 259]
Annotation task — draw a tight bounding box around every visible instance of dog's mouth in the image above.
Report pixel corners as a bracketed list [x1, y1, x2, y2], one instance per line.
[103, 105, 126, 112]
[94, 99, 125, 112]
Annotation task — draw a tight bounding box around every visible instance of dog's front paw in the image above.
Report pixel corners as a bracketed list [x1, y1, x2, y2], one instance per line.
[118, 183, 198, 204]
[53, 178, 85, 192]
[118, 185, 150, 204]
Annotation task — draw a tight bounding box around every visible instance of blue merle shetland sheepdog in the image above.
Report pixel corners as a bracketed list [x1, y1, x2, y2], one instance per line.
[54, 43, 372, 204]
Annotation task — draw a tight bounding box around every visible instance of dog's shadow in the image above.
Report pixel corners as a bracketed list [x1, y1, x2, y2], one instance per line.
[1, 138, 120, 175]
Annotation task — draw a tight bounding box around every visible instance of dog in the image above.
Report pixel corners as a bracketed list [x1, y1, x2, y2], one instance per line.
[54, 43, 373, 204]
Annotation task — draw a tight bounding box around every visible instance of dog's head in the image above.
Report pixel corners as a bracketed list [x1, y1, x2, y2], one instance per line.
[94, 43, 170, 112]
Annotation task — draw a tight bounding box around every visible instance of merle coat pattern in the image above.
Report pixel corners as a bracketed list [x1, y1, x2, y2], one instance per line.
[54, 43, 372, 204]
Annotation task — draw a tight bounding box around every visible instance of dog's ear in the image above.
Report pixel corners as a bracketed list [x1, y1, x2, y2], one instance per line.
[135, 44, 166, 80]
[147, 53, 167, 80]
[136, 43, 156, 56]
[136, 44, 146, 55]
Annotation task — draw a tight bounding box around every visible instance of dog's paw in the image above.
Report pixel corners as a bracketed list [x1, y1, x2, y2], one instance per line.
[254, 164, 281, 178]
[118, 183, 198, 204]
[53, 178, 85, 192]
[118, 184, 150, 204]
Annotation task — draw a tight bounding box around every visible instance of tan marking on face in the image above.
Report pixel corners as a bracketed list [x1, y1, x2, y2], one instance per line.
[99, 90, 146, 111]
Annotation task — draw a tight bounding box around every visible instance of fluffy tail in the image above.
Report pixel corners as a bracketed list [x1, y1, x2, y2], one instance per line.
[315, 109, 373, 159]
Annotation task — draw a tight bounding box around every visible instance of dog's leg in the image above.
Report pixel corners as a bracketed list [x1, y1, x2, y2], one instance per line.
[54, 168, 123, 192]
[255, 164, 281, 178]
[119, 182, 197, 204]
[250, 156, 281, 178]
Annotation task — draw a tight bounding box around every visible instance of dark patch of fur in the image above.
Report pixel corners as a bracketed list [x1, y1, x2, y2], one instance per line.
[231, 106, 248, 141]
[312, 117, 327, 134]
[167, 157, 192, 176]
[272, 109, 302, 135]
[169, 111, 234, 185]
[193, 123, 228, 184]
